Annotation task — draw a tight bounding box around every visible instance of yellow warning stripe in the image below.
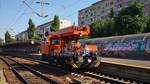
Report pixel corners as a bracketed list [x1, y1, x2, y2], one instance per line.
[72, 64, 75, 68]
[95, 61, 100, 67]
[72, 64, 78, 68]
[74, 64, 78, 68]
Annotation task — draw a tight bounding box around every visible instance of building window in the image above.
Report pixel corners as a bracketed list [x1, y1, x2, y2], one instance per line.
[91, 18, 93, 22]
[117, 0, 121, 2]
[97, 6, 101, 9]
[106, 3, 108, 7]
[110, 1, 113, 5]
[81, 21, 84, 25]
[119, 4, 122, 8]
[117, 4, 122, 8]
[90, 13, 93, 16]
[101, 16, 104, 19]
[85, 10, 88, 13]
[102, 10, 104, 13]
[86, 15, 88, 17]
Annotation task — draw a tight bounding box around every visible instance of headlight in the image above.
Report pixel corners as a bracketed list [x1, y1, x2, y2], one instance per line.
[31, 41, 34, 44]
[88, 59, 92, 63]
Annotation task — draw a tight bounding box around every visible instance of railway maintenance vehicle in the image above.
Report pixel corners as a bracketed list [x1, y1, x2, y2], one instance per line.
[40, 25, 100, 69]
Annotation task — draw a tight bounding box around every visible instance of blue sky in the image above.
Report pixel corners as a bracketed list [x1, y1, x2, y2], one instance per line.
[0, 0, 99, 39]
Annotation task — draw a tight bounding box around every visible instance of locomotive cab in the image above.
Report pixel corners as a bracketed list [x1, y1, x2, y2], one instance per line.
[49, 38, 61, 56]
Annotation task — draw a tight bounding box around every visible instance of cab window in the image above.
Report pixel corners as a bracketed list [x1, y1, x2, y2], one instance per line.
[51, 39, 59, 45]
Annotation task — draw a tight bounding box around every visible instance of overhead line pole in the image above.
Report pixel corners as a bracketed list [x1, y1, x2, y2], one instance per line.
[36, 0, 49, 18]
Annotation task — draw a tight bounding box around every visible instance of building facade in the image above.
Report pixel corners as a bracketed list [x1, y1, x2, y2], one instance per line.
[15, 20, 72, 41]
[78, 0, 150, 26]
[36, 20, 72, 36]
[15, 31, 28, 41]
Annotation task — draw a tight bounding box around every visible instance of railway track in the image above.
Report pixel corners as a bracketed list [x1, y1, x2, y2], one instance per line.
[16, 56, 144, 84]
[10, 56, 99, 84]
[22, 58, 146, 84]
[3, 55, 148, 84]
[83, 72, 138, 84]
[0, 56, 59, 84]
[70, 71, 143, 84]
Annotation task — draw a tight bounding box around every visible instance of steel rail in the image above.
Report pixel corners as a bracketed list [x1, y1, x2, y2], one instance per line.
[0, 57, 29, 84]
[83, 72, 128, 84]
[6, 57, 59, 84]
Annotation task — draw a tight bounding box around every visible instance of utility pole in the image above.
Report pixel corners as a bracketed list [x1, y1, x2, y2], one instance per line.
[23, 0, 49, 18]
[36, 0, 49, 18]
[36, 0, 50, 38]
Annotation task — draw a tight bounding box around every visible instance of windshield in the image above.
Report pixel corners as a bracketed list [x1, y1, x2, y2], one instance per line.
[51, 39, 59, 45]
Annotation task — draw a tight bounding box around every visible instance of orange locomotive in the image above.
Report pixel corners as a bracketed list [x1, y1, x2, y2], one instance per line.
[41, 26, 100, 69]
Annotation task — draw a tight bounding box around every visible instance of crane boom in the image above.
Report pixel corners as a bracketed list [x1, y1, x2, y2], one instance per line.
[49, 26, 90, 39]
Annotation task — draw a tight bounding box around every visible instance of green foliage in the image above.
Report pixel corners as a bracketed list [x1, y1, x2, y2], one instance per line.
[89, 2, 149, 38]
[51, 15, 60, 32]
[5, 31, 15, 44]
[144, 17, 150, 33]
[90, 20, 104, 38]
[115, 2, 148, 35]
[103, 18, 115, 36]
[119, 2, 145, 17]
[0, 38, 3, 46]
[32, 33, 40, 40]
[89, 18, 115, 38]
[27, 18, 35, 39]
[5, 31, 11, 44]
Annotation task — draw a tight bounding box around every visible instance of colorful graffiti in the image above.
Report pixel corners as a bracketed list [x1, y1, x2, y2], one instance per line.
[80, 33, 150, 58]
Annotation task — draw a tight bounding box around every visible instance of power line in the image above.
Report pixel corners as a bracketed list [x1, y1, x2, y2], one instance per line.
[8, 0, 27, 29]
[8, 0, 25, 29]
[58, 0, 83, 22]
[45, 0, 83, 21]
[9, 0, 35, 30]
[23, 0, 41, 17]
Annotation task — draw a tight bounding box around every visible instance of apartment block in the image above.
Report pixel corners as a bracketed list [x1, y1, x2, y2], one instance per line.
[78, 0, 150, 26]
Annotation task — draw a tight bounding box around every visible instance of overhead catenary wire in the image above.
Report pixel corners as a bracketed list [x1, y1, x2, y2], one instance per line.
[51, 0, 81, 16]
[9, 0, 35, 30]
[7, 0, 25, 31]
[44, 0, 84, 22]
[23, 0, 41, 17]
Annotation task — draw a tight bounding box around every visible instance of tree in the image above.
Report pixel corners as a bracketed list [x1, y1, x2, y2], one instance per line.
[90, 20, 104, 38]
[0, 38, 3, 46]
[119, 2, 145, 17]
[115, 2, 148, 35]
[144, 17, 150, 33]
[5, 31, 12, 44]
[27, 18, 35, 39]
[103, 18, 115, 36]
[51, 15, 60, 32]
[32, 34, 40, 40]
